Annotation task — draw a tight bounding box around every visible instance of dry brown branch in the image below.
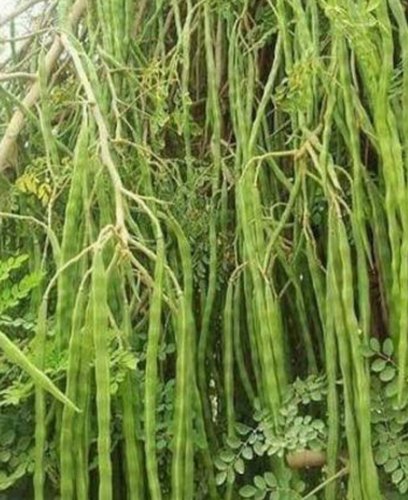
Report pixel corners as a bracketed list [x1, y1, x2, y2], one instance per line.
[0, 0, 87, 172]
[0, 0, 47, 28]
[0, 71, 37, 82]
[0, 27, 49, 43]
[0, 2, 57, 71]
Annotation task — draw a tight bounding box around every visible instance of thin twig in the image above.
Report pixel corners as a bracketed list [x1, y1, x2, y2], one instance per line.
[0, 2, 56, 71]
[0, 0, 87, 172]
[0, 211, 60, 259]
[0, 27, 50, 43]
[302, 466, 348, 500]
[0, 0, 47, 28]
[0, 72, 37, 82]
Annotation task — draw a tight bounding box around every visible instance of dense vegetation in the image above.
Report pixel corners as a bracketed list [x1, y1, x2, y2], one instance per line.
[2, 0, 408, 498]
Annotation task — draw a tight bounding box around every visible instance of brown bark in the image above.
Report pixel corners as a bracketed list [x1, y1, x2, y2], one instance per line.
[0, 0, 87, 172]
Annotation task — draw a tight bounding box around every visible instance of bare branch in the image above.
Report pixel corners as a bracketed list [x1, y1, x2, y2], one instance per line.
[0, 0, 48, 29]
[0, 27, 50, 43]
[0, 0, 87, 172]
[0, 72, 37, 82]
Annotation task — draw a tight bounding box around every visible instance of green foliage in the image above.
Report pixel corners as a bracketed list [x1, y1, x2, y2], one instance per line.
[239, 470, 309, 500]
[3, 1, 408, 498]
[0, 256, 41, 492]
[214, 364, 408, 497]
[363, 338, 408, 495]
[15, 166, 52, 207]
[109, 347, 137, 395]
[215, 375, 327, 495]
[0, 416, 35, 492]
[0, 255, 42, 317]
[274, 53, 318, 113]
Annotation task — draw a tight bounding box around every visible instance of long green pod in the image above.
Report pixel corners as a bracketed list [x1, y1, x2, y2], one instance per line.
[327, 217, 362, 500]
[144, 231, 165, 500]
[0, 329, 79, 412]
[74, 299, 94, 500]
[34, 300, 47, 500]
[223, 278, 235, 437]
[60, 272, 90, 500]
[233, 277, 255, 404]
[56, 111, 88, 350]
[120, 278, 144, 499]
[92, 249, 112, 500]
[197, 1, 224, 454]
[337, 219, 381, 500]
[305, 234, 339, 500]
[165, 215, 195, 500]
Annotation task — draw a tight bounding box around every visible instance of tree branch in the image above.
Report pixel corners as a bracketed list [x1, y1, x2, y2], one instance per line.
[0, 0, 48, 29]
[0, 72, 37, 82]
[0, 0, 87, 172]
